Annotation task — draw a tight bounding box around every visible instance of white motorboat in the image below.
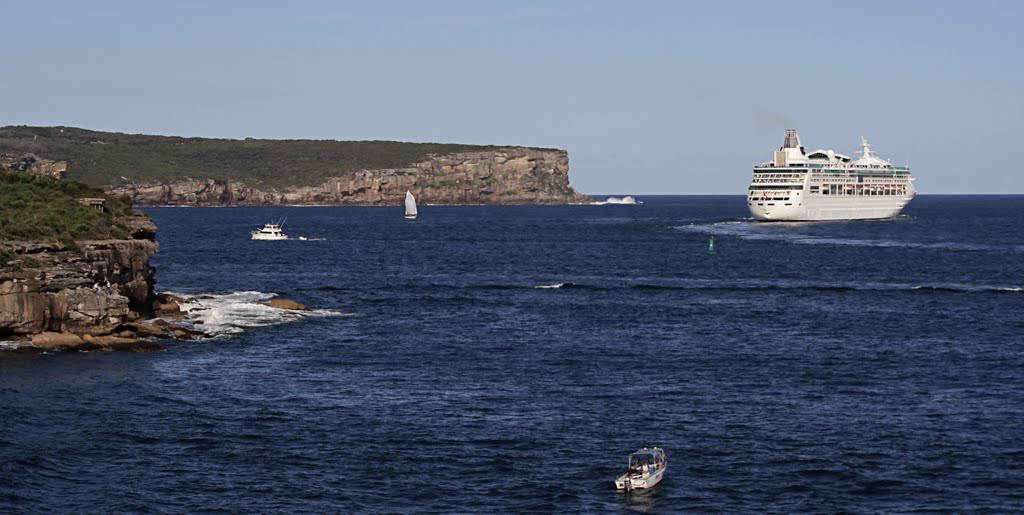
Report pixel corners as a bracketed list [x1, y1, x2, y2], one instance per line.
[251, 222, 288, 240]
[404, 191, 418, 219]
[614, 447, 666, 491]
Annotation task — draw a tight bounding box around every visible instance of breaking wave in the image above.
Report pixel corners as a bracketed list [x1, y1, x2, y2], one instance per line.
[591, 196, 642, 205]
[534, 282, 583, 289]
[165, 290, 355, 337]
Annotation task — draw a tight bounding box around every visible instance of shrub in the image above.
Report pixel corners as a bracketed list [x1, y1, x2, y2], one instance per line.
[0, 170, 131, 242]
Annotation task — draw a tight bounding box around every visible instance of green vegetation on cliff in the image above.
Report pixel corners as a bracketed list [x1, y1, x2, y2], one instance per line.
[0, 171, 131, 242]
[0, 126, 556, 189]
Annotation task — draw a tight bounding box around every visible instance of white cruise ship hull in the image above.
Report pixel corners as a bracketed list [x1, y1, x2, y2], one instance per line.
[749, 194, 913, 221]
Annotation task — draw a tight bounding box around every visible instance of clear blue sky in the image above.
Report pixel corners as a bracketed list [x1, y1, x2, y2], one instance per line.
[3, 1, 1022, 194]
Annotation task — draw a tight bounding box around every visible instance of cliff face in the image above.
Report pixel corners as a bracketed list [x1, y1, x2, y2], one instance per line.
[0, 215, 157, 339]
[108, 148, 590, 206]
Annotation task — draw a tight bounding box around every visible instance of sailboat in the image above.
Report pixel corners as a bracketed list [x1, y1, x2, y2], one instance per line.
[404, 191, 418, 219]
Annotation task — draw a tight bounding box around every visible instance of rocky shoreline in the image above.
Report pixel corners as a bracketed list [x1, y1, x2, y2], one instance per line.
[7, 294, 201, 354]
[1, 212, 310, 356]
[2, 288, 310, 356]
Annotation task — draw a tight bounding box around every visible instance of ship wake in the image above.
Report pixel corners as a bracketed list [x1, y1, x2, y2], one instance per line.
[676, 221, 1023, 253]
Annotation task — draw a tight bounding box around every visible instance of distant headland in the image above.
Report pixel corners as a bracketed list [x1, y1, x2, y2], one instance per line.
[0, 126, 590, 206]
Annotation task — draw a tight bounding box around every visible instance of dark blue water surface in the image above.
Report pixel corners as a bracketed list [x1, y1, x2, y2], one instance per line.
[2, 195, 1023, 513]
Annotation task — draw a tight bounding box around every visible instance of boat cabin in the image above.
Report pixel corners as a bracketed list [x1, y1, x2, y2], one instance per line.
[627, 448, 666, 476]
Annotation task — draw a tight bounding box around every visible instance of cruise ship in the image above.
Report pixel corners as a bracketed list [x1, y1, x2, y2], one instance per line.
[748, 130, 916, 221]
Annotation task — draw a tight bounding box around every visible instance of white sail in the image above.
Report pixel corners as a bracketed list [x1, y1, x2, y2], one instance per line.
[404, 191, 418, 218]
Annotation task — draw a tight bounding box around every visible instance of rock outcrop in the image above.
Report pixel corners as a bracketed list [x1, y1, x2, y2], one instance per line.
[261, 298, 308, 311]
[1, 153, 68, 180]
[108, 148, 590, 206]
[0, 214, 167, 350]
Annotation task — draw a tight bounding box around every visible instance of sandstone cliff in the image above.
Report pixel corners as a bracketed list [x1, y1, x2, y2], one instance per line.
[107, 148, 589, 206]
[0, 214, 162, 348]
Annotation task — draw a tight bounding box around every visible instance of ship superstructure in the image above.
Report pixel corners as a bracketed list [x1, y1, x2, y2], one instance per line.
[748, 130, 915, 221]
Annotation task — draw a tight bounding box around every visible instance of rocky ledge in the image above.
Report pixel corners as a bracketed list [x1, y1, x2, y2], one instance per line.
[108, 148, 591, 206]
[0, 214, 198, 354]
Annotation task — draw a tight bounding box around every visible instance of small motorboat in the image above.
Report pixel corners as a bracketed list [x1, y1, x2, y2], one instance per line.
[251, 221, 288, 240]
[614, 447, 666, 491]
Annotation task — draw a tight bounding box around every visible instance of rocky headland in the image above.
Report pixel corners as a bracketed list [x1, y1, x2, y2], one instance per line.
[1, 168, 196, 354]
[0, 213, 195, 354]
[0, 126, 591, 207]
[108, 148, 586, 206]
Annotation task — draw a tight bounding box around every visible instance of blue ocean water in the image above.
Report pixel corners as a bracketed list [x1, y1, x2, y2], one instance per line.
[2, 195, 1023, 512]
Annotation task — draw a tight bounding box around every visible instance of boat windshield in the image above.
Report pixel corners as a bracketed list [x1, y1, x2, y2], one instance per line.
[628, 450, 663, 466]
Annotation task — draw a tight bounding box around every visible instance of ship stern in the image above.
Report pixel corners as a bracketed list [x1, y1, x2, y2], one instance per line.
[748, 200, 805, 221]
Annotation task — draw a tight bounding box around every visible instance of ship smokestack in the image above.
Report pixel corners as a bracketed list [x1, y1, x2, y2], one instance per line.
[775, 129, 807, 166]
[783, 129, 802, 150]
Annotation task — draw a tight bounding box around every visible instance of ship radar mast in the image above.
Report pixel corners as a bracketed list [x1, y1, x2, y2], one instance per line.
[860, 136, 873, 159]
[853, 136, 892, 167]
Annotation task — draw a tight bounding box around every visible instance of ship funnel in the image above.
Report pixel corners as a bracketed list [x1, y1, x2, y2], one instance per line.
[774, 129, 808, 166]
[783, 129, 802, 149]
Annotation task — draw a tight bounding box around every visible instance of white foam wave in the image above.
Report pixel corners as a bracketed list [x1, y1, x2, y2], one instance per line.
[592, 196, 642, 205]
[167, 290, 353, 337]
[535, 282, 574, 289]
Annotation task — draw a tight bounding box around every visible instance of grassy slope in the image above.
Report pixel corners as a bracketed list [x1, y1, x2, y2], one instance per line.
[0, 126, 558, 190]
[0, 171, 131, 242]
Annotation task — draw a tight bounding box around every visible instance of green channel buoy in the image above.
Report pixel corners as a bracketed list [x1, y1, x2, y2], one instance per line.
[708, 235, 715, 255]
